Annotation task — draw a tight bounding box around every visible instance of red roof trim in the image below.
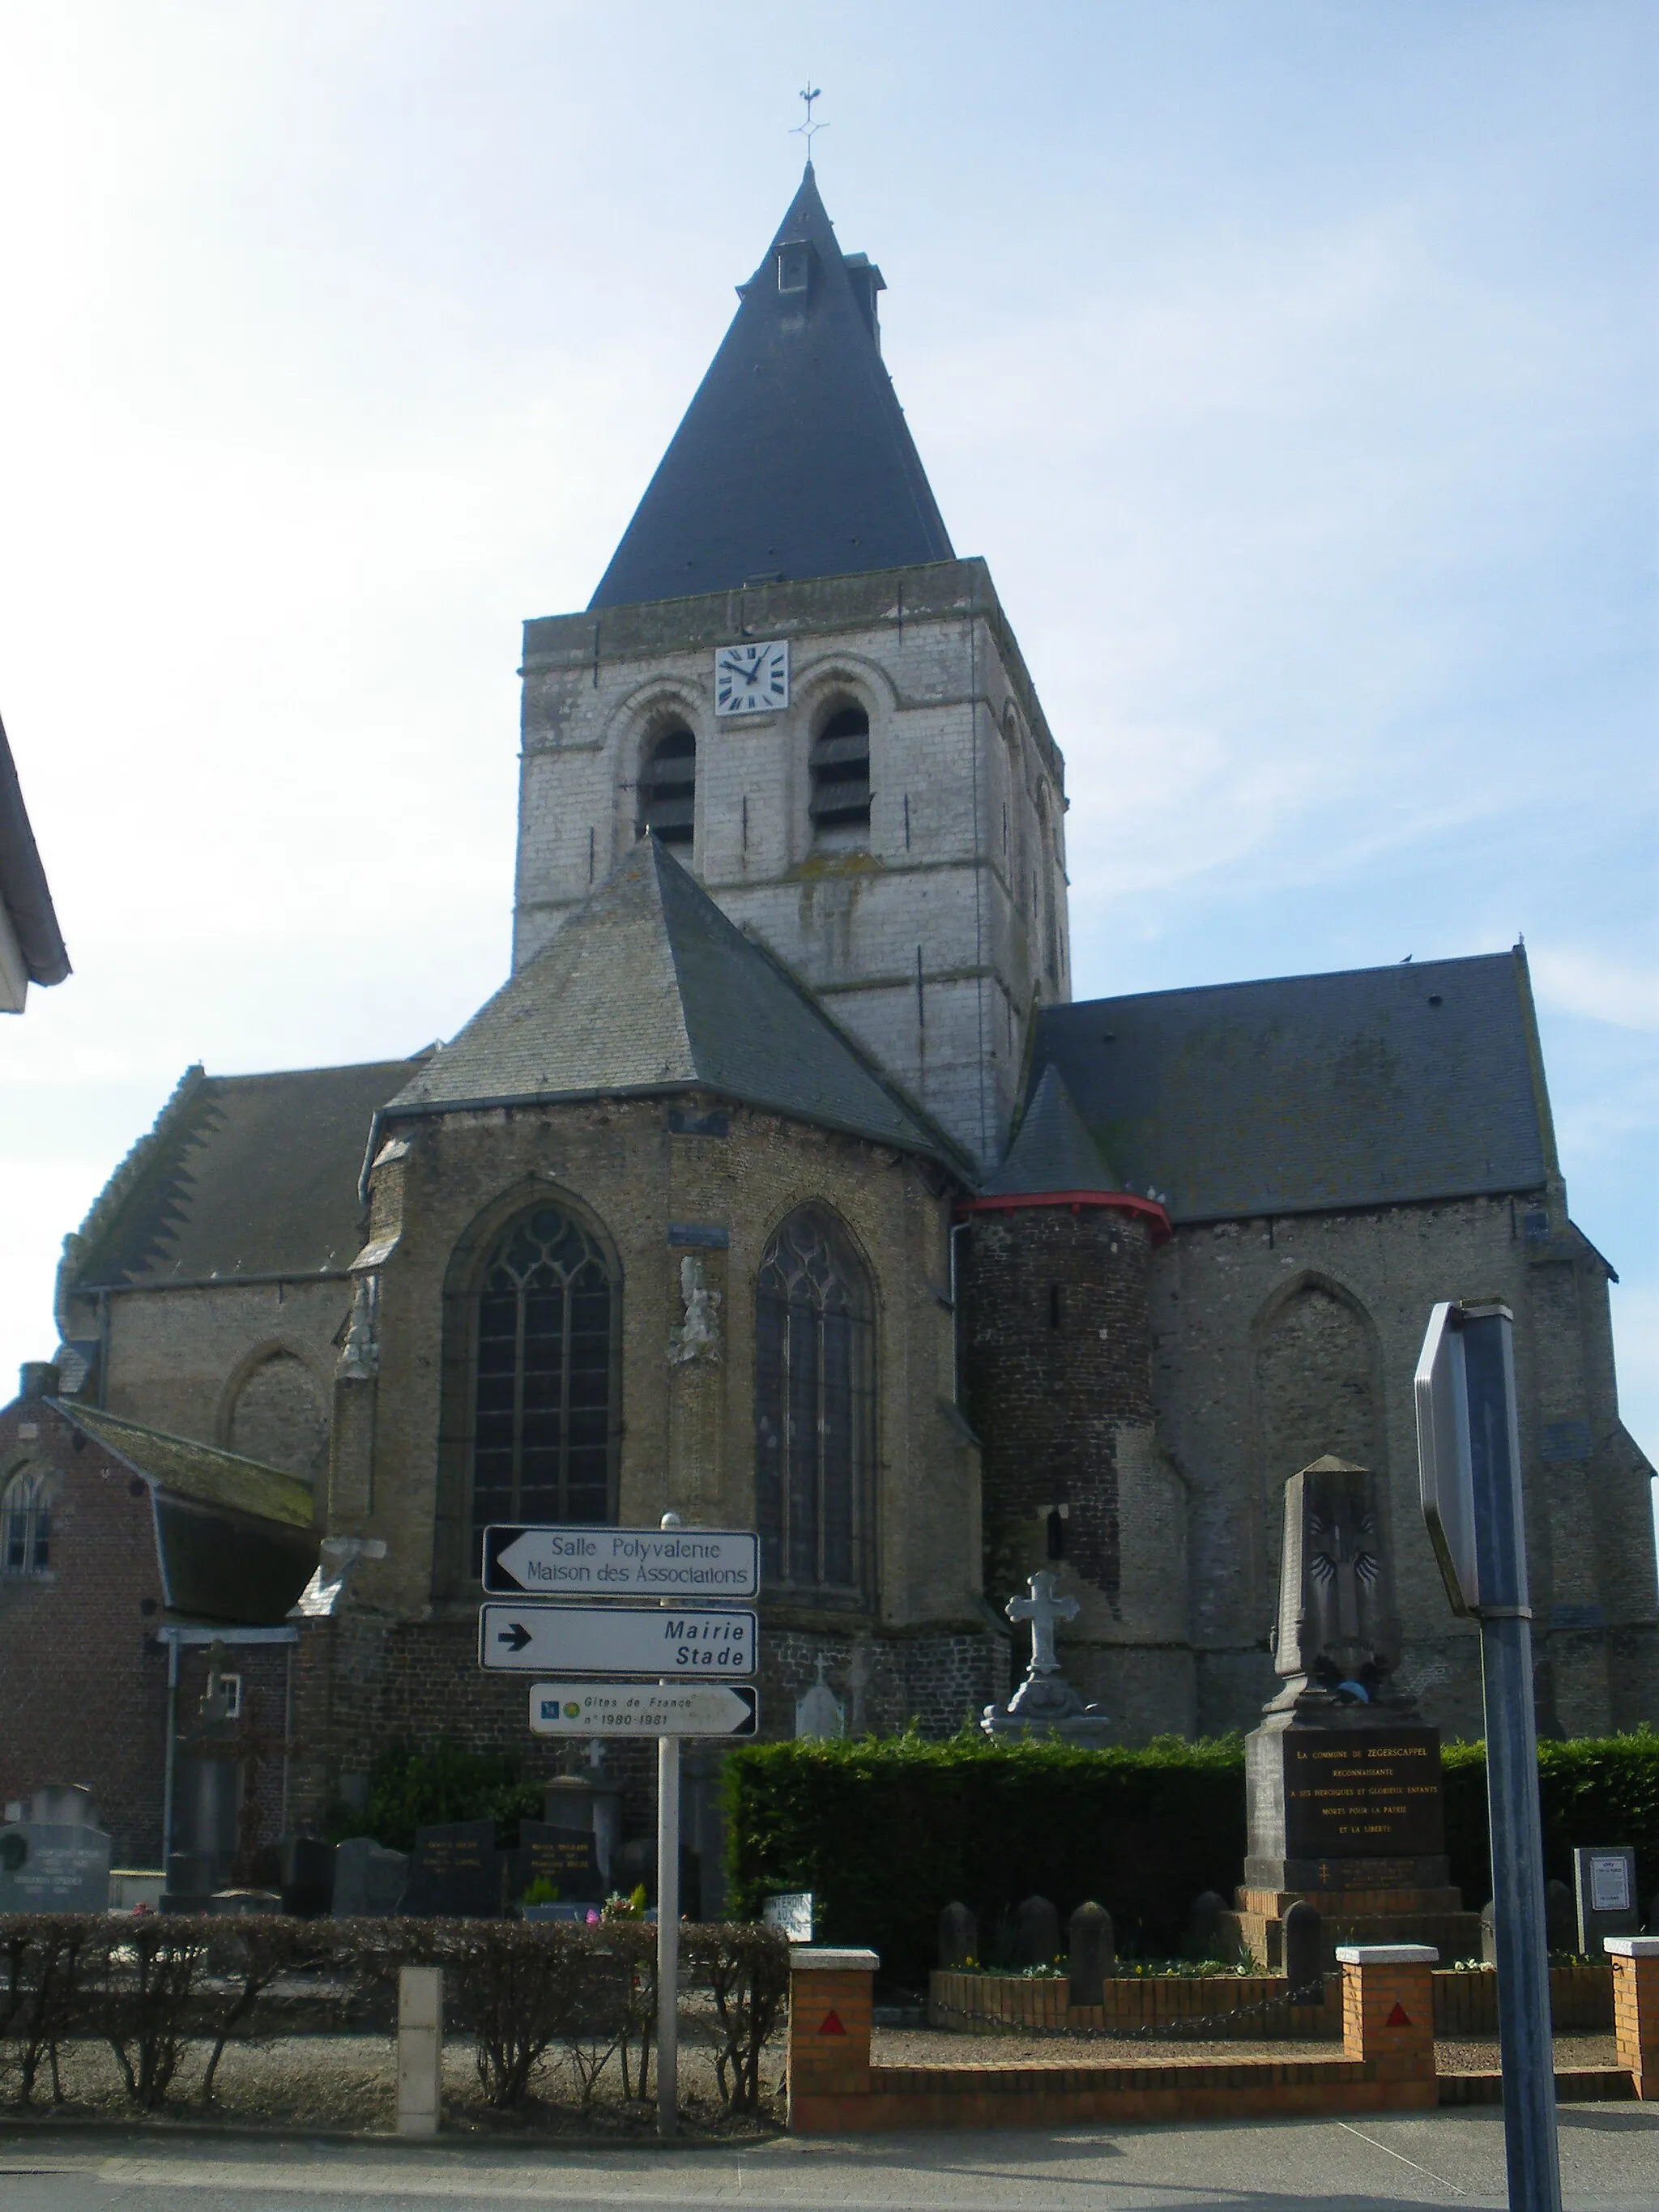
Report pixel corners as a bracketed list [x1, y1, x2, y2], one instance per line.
[957, 1189, 1174, 1244]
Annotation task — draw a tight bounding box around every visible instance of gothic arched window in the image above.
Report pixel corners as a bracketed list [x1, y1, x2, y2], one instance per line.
[755, 1207, 874, 1598]
[471, 1205, 616, 1556]
[808, 704, 871, 833]
[2, 1468, 54, 1576]
[636, 727, 696, 846]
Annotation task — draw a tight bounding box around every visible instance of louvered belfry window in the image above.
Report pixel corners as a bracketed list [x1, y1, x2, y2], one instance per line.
[636, 727, 696, 846]
[471, 1207, 615, 1552]
[755, 1208, 874, 1598]
[808, 705, 871, 831]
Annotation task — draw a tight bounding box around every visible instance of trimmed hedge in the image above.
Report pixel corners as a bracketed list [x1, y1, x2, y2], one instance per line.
[723, 1728, 1659, 1988]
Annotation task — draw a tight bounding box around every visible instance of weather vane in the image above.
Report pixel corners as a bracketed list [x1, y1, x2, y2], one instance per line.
[791, 83, 826, 155]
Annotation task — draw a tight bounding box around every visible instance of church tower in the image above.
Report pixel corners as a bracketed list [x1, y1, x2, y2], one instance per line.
[512, 168, 1070, 1170]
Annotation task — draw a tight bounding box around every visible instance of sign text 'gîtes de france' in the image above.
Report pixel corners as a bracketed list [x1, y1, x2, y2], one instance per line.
[482, 1524, 759, 1600]
[528, 1681, 759, 1737]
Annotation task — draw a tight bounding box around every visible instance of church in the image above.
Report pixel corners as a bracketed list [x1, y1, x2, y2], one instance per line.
[4, 167, 1654, 1873]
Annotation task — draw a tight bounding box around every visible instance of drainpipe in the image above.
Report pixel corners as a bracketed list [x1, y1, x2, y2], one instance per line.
[160, 1636, 179, 1874]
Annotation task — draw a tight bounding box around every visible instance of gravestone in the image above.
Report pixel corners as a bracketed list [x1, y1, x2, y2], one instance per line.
[1013, 1893, 1060, 1970]
[1068, 1902, 1114, 2005]
[981, 1571, 1111, 1742]
[1186, 1890, 1228, 1961]
[163, 1849, 217, 1912]
[1282, 1900, 1324, 1999]
[331, 1837, 409, 1917]
[279, 1837, 336, 1917]
[1481, 1898, 1498, 1965]
[1222, 1458, 1482, 1971]
[0, 1818, 112, 1913]
[1573, 1847, 1639, 1953]
[938, 1899, 978, 1969]
[400, 1819, 501, 1918]
[515, 1820, 603, 1905]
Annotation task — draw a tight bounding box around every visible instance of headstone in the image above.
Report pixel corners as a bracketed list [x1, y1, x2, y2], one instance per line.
[1067, 1901, 1114, 2005]
[1186, 1890, 1228, 1961]
[331, 1837, 409, 1917]
[1282, 1900, 1324, 1999]
[162, 1849, 217, 1912]
[981, 1571, 1111, 1742]
[0, 1819, 112, 1913]
[1545, 1877, 1576, 1956]
[795, 1657, 846, 1741]
[1573, 1847, 1639, 1954]
[1013, 1893, 1060, 1970]
[279, 1837, 336, 1917]
[761, 1891, 814, 1942]
[401, 1819, 501, 1918]
[938, 1899, 978, 1969]
[544, 1770, 623, 1889]
[1481, 1899, 1498, 1965]
[515, 1820, 603, 1906]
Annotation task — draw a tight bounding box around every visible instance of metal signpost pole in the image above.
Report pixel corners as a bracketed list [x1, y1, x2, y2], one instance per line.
[656, 1513, 682, 2142]
[656, 1727, 680, 2138]
[1463, 1304, 1559, 2212]
[1417, 1300, 1560, 2212]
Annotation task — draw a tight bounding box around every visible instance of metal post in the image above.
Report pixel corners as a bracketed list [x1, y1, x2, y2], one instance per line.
[656, 1728, 680, 2138]
[1464, 1305, 1560, 2212]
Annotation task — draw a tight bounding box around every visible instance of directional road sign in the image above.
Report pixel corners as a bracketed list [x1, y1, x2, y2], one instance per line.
[478, 1601, 757, 1677]
[528, 1681, 759, 1737]
[482, 1524, 759, 1600]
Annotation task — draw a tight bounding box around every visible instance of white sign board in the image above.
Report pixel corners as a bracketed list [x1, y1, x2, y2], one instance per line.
[479, 1601, 757, 1677]
[1590, 1854, 1631, 1913]
[1414, 1301, 1480, 1616]
[483, 1524, 758, 1600]
[528, 1681, 759, 1737]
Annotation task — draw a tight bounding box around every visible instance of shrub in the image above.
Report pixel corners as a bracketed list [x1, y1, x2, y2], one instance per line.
[343, 1738, 545, 1852]
[724, 1727, 1659, 1988]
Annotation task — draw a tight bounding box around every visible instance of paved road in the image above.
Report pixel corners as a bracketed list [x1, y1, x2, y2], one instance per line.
[2, 2108, 1655, 2211]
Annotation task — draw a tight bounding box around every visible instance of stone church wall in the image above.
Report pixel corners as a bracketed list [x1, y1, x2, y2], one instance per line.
[1152, 1190, 1658, 1743]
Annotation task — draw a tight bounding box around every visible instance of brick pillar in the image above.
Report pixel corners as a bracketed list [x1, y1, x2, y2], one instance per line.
[1338, 1943, 1438, 2091]
[1606, 1937, 1659, 2099]
[787, 1946, 877, 2125]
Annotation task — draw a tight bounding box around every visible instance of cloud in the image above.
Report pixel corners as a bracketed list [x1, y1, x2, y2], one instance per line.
[1530, 948, 1659, 1033]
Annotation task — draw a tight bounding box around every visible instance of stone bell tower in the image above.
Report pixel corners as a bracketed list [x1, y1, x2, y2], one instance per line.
[510, 165, 1069, 1170]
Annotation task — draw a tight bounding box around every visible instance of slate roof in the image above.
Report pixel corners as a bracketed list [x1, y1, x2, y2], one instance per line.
[66, 1058, 423, 1293]
[587, 166, 954, 609]
[382, 837, 966, 1170]
[58, 1404, 316, 1528]
[982, 1063, 1120, 1196]
[0, 710, 70, 988]
[1033, 948, 1554, 1225]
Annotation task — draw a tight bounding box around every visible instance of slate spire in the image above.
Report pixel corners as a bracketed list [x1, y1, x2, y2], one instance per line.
[982, 1063, 1122, 1197]
[588, 166, 954, 609]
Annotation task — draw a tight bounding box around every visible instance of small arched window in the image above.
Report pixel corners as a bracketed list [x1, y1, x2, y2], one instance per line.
[2, 1468, 53, 1576]
[636, 727, 696, 846]
[755, 1207, 874, 1598]
[809, 705, 871, 833]
[471, 1205, 616, 1559]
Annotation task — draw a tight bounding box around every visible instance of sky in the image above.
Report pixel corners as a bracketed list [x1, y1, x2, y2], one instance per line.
[2, 3, 1655, 1473]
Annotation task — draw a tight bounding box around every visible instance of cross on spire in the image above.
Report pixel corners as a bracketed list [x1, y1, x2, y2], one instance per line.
[1005, 1570, 1078, 1675]
[791, 82, 826, 156]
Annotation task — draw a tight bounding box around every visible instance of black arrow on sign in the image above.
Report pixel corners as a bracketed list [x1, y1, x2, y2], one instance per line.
[497, 1622, 534, 1653]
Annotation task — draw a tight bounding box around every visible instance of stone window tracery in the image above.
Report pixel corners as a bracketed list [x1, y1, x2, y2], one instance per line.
[2, 1467, 54, 1575]
[471, 1204, 616, 1558]
[754, 1206, 874, 1599]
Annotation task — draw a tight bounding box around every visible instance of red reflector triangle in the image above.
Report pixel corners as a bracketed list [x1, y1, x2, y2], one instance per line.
[1386, 2001, 1411, 2027]
[818, 2010, 847, 2036]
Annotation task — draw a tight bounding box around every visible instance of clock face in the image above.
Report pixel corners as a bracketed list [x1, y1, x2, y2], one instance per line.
[714, 638, 789, 717]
